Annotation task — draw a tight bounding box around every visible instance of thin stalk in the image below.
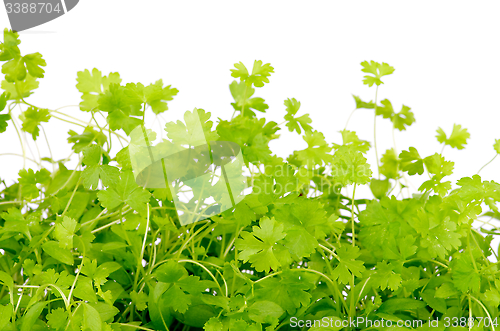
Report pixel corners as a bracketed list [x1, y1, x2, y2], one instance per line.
[61, 177, 81, 217]
[0, 153, 39, 165]
[440, 144, 446, 155]
[469, 295, 496, 331]
[478, 154, 498, 174]
[373, 86, 380, 178]
[9, 109, 26, 169]
[241, 85, 249, 118]
[344, 108, 357, 130]
[351, 184, 357, 246]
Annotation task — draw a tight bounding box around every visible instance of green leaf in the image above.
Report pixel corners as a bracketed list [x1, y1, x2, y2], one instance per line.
[451, 255, 480, 293]
[46, 307, 68, 330]
[19, 107, 50, 140]
[1, 73, 39, 99]
[380, 148, 399, 179]
[76, 68, 121, 111]
[97, 171, 151, 214]
[2, 57, 25, 82]
[73, 276, 97, 302]
[331, 143, 372, 186]
[229, 80, 268, 117]
[296, 131, 333, 168]
[436, 124, 470, 150]
[375, 99, 394, 119]
[392, 105, 415, 131]
[68, 126, 107, 153]
[54, 216, 79, 249]
[144, 79, 178, 114]
[435, 282, 459, 298]
[421, 289, 447, 313]
[204, 317, 223, 331]
[88, 302, 119, 323]
[154, 260, 187, 283]
[42, 241, 74, 265]
[370, 178, 390, 199]
[164, 284, 191, 313]
[0, 271, 14, 294]
[254, 270, 313, 314]
[494, 139, 500, 154]
[284, 98, 312, 134]
[165, 108, 218, 146]
[130, 291, 148, 311]
[378, 298, 426, 313]
[0, 91, 10, 133]
[231, 60, 274, 87]
[248, 300, 284, 324]
[332, 245, 365, 284]
[399, 147, 424, 176]
[18, 168, 51, 200]
[0, 304, 12, 330]
[93, 262, 122, 286]
[0, 29, 21, 62]
[352, 95, 375, 109]
[236, 217, 290, 272]
[20, 302, 46, 331]
[361, 60, 395, 87]
[82, 303, 102, 331]
[0, 207, 30, 238]
[23, 52, 46, 78]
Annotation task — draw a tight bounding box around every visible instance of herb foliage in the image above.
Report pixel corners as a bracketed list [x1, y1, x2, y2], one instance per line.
[1, 29, 500, 331]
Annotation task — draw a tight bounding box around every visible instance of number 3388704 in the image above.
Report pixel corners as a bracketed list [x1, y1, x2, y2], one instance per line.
[5, 2, 62, 14]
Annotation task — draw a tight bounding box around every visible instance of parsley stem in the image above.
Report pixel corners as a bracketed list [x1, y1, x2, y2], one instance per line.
[9, 106, 26, 170]
[478, 154, 498, 174]
[61, 177, 82, 217]
[373, 86, 380, 178]
[241, 84, 249, 118]
[469, 295, 496, 331]
[41, 126, 55, 172]
[351, 184, 357, 247]
[0, 153, 39, 165]
[344, 108, 357, 131]
[116, 324, 155, 331]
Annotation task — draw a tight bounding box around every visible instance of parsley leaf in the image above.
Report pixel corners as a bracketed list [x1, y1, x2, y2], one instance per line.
[436, 124, 470, 150]
[231, 60, 274, 87]
[332, 245, 365, 284]
[361, 61, 395, 87]
[19, 106, 50, 140]
[283, 98, 312, 135]
[399, 147, 424, 176]
[229, 80, 269, 117]
[0, 91, 10, 133]
[236, 217, 291, 272]
[76, 68, 122, 111]
[352, 95, 375, 109]
[97, 171, 151, 214]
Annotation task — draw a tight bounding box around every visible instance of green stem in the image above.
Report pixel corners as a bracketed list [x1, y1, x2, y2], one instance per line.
[469, 295, 496, 331]
[0, 153, 39, 165]
[478, 154, 498, 174]
[351, 185, 357, 247]
[344, 108, 357, 131]
[241, 85, 249, 118]
[373, 86, 380, 178]
[9, 108, 26, 169]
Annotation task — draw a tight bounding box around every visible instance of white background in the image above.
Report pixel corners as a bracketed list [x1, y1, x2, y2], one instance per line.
[1, 1, 500, 202]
